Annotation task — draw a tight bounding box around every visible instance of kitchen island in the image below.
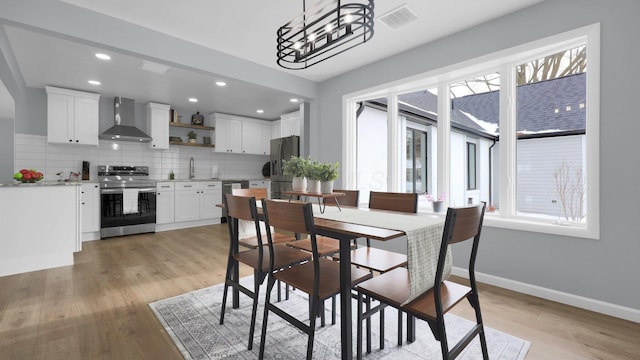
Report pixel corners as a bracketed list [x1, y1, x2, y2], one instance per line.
[0, 181, 81, 277]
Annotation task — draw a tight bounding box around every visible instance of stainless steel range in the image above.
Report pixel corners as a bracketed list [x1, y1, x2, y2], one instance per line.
[98, 165, 157, 238]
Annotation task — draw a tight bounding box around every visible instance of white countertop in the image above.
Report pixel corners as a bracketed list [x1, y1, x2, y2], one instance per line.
[0, 180, 83, 188]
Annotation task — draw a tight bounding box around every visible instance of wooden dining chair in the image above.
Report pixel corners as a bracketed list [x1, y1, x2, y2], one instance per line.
[287, 189, 361, 256]
[355, 203, 489, 360]
[258, 199, 373, 360]
[219, 194, 311, 350]
[347, 191, 418, 274]
[324, 189, 360, 207]
[231, 187, 295, 248]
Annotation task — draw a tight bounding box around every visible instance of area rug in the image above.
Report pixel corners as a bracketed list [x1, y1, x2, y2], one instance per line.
[149, 277, 530, 359]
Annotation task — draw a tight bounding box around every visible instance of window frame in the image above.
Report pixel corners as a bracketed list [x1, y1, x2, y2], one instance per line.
[342, 23, 600, 239]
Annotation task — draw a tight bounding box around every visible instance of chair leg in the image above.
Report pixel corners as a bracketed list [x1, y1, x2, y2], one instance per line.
[397, 310, 402, 346]
[331, 295, 336, 325]
[437, 319, 450, 360]
[307, 297, 318, 360]
[247, 271, 261, 350]
[356, 291, 364, 360]
[219, 257, 235, 325]
[380, 305, 385, 350]
[470, 293, 490, 359]
[366, 295, 372, 354]
[258, 276, 277, 360]
[320, 299, 326, 327]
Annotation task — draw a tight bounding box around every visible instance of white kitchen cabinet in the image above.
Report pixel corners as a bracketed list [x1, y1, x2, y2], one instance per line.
[280, 111, 300, 137]
[174, 182, 200, 222]
[271, 120, 282, 140]
[214, 115, 242, 153]
[214, 113, 272, 155]
[261, 123, 272, 155]
[81, 183, 100, 238]
[156, 182, 175, 224]
[46, 86, 100, 145]
[199, 182, 222, 219]
[147, 102, 171, 150]
[174, 181, 221, 222]
[241, 121, 269, 155]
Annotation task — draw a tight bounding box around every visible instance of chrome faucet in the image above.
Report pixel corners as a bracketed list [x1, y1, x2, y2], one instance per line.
[189, 157, 195, 179]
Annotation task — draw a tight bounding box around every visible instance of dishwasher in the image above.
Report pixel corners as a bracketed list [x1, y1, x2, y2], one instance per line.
[221, 180, 249, 222]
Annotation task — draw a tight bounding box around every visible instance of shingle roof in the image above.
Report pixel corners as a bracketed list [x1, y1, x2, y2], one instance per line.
[395, 73, 586, 136]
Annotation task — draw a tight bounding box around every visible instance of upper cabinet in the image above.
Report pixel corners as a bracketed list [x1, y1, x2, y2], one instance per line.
[280, 111, 300, 137]
[46, 86, 100, 145]
[147, 102, 171, 150]
[213, 113, 270, 155]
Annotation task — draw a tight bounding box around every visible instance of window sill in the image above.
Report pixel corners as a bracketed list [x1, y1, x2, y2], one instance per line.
[483, 214, 599, 240]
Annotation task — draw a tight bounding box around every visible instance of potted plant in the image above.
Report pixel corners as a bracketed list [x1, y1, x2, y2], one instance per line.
[424, 192, 447, 213]
[317, 161, 339, 193]
[305, 159, 323, 193]
[187, 130, 197, 143]
[282, 156, 308, 191]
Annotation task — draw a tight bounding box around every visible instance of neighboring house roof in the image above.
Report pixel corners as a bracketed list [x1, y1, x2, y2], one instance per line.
[393, 72, 586, 137]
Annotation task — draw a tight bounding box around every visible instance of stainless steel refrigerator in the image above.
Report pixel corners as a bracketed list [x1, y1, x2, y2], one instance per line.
[270, 135, 300, 199]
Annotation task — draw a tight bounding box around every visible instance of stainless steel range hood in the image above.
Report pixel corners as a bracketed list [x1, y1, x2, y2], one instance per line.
[100, 97, 152, 142]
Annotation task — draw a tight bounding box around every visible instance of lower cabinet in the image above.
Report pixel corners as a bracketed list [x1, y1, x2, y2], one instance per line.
[156, 182, 175, 224]
[81, 182, 100, 241]
[158, 181, 222, 230]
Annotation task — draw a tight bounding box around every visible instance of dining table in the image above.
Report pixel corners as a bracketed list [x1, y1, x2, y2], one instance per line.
[309, 204, 446, 360]
[221, 199, 446, 359]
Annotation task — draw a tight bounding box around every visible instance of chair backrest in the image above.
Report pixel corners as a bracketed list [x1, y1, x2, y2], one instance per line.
[435, 203, 486, 287]
[325, 189, 359, 207]
[369, 191, 418, 213]
[225, 193, 257, 221]
[232, 187, 268, 199]
[224, 194, 264, 255]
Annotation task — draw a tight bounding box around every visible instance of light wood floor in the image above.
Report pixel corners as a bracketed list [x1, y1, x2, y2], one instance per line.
[0, 224, 638, 359]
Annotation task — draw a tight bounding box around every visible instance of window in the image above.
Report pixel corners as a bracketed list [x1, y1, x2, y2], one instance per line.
[406, 127, 428, 194]
[467, 142, 477, 191]
[343, 24, 600, 239]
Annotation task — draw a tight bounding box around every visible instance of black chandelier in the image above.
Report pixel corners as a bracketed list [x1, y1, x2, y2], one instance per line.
[277, 0, 374, 70]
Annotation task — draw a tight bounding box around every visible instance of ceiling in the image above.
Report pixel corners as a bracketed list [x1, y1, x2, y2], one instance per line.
[0, 0, 543, 120]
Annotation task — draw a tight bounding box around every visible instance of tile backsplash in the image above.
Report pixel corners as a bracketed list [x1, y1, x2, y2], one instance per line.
[15, 134, 269, 181]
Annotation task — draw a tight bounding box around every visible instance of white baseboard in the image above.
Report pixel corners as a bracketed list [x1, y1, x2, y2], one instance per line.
[0, 253, 74, 277]
[452, 267, 640, 323]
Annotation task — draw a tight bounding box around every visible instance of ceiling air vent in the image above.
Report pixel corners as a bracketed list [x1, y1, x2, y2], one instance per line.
[139, 60, 170, 75]
[378, 4, 419, 29]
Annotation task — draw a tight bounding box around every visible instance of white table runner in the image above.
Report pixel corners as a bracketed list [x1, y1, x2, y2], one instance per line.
[312, 205, 450, 305]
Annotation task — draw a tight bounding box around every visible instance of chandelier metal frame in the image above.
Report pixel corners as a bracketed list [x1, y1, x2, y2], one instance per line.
[277, 0, 374, 70]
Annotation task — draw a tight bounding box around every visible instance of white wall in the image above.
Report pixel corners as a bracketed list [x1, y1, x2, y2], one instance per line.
[14, 134, 268, 181]
[314, 0, 640, 317]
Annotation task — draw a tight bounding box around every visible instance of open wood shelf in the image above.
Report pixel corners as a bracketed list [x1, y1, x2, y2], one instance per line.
[169, 122, 215, 131]
[169, 141, 215, 148]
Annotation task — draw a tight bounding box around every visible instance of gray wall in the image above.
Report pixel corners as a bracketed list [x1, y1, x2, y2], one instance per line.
[0, 116, 14, 181]
[314, 0, 640, 310]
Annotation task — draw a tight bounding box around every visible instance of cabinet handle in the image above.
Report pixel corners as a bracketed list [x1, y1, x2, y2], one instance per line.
[76, 140, 79, 143]
[69, 139, 73, 142]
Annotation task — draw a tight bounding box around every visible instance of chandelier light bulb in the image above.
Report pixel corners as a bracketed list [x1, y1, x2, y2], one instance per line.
[345, 13, 353, 23]
[325, 23, 333, 32]
[294, 42, 302, 50]
[308, 33, 316, 42]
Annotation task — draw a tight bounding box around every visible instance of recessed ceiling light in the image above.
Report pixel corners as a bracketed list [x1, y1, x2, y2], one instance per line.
[188, 98, 198, 103]
[88, 80, 101, 85]
[95, 53, 111, 60]
[216, 81, 227, 86]
[256, 109, 264, 114]
[290, 98, 299, 103]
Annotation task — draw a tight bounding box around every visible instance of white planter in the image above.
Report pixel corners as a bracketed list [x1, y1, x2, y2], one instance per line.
[432, 200, 445, 213]
[292, 176, 307, 191]
[188, 139, 196, 143]
[320, 180, 334, 194]
[307, 179, 321, 194]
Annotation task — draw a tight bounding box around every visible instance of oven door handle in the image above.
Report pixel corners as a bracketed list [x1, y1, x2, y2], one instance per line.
[100, 187, 157, 194]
